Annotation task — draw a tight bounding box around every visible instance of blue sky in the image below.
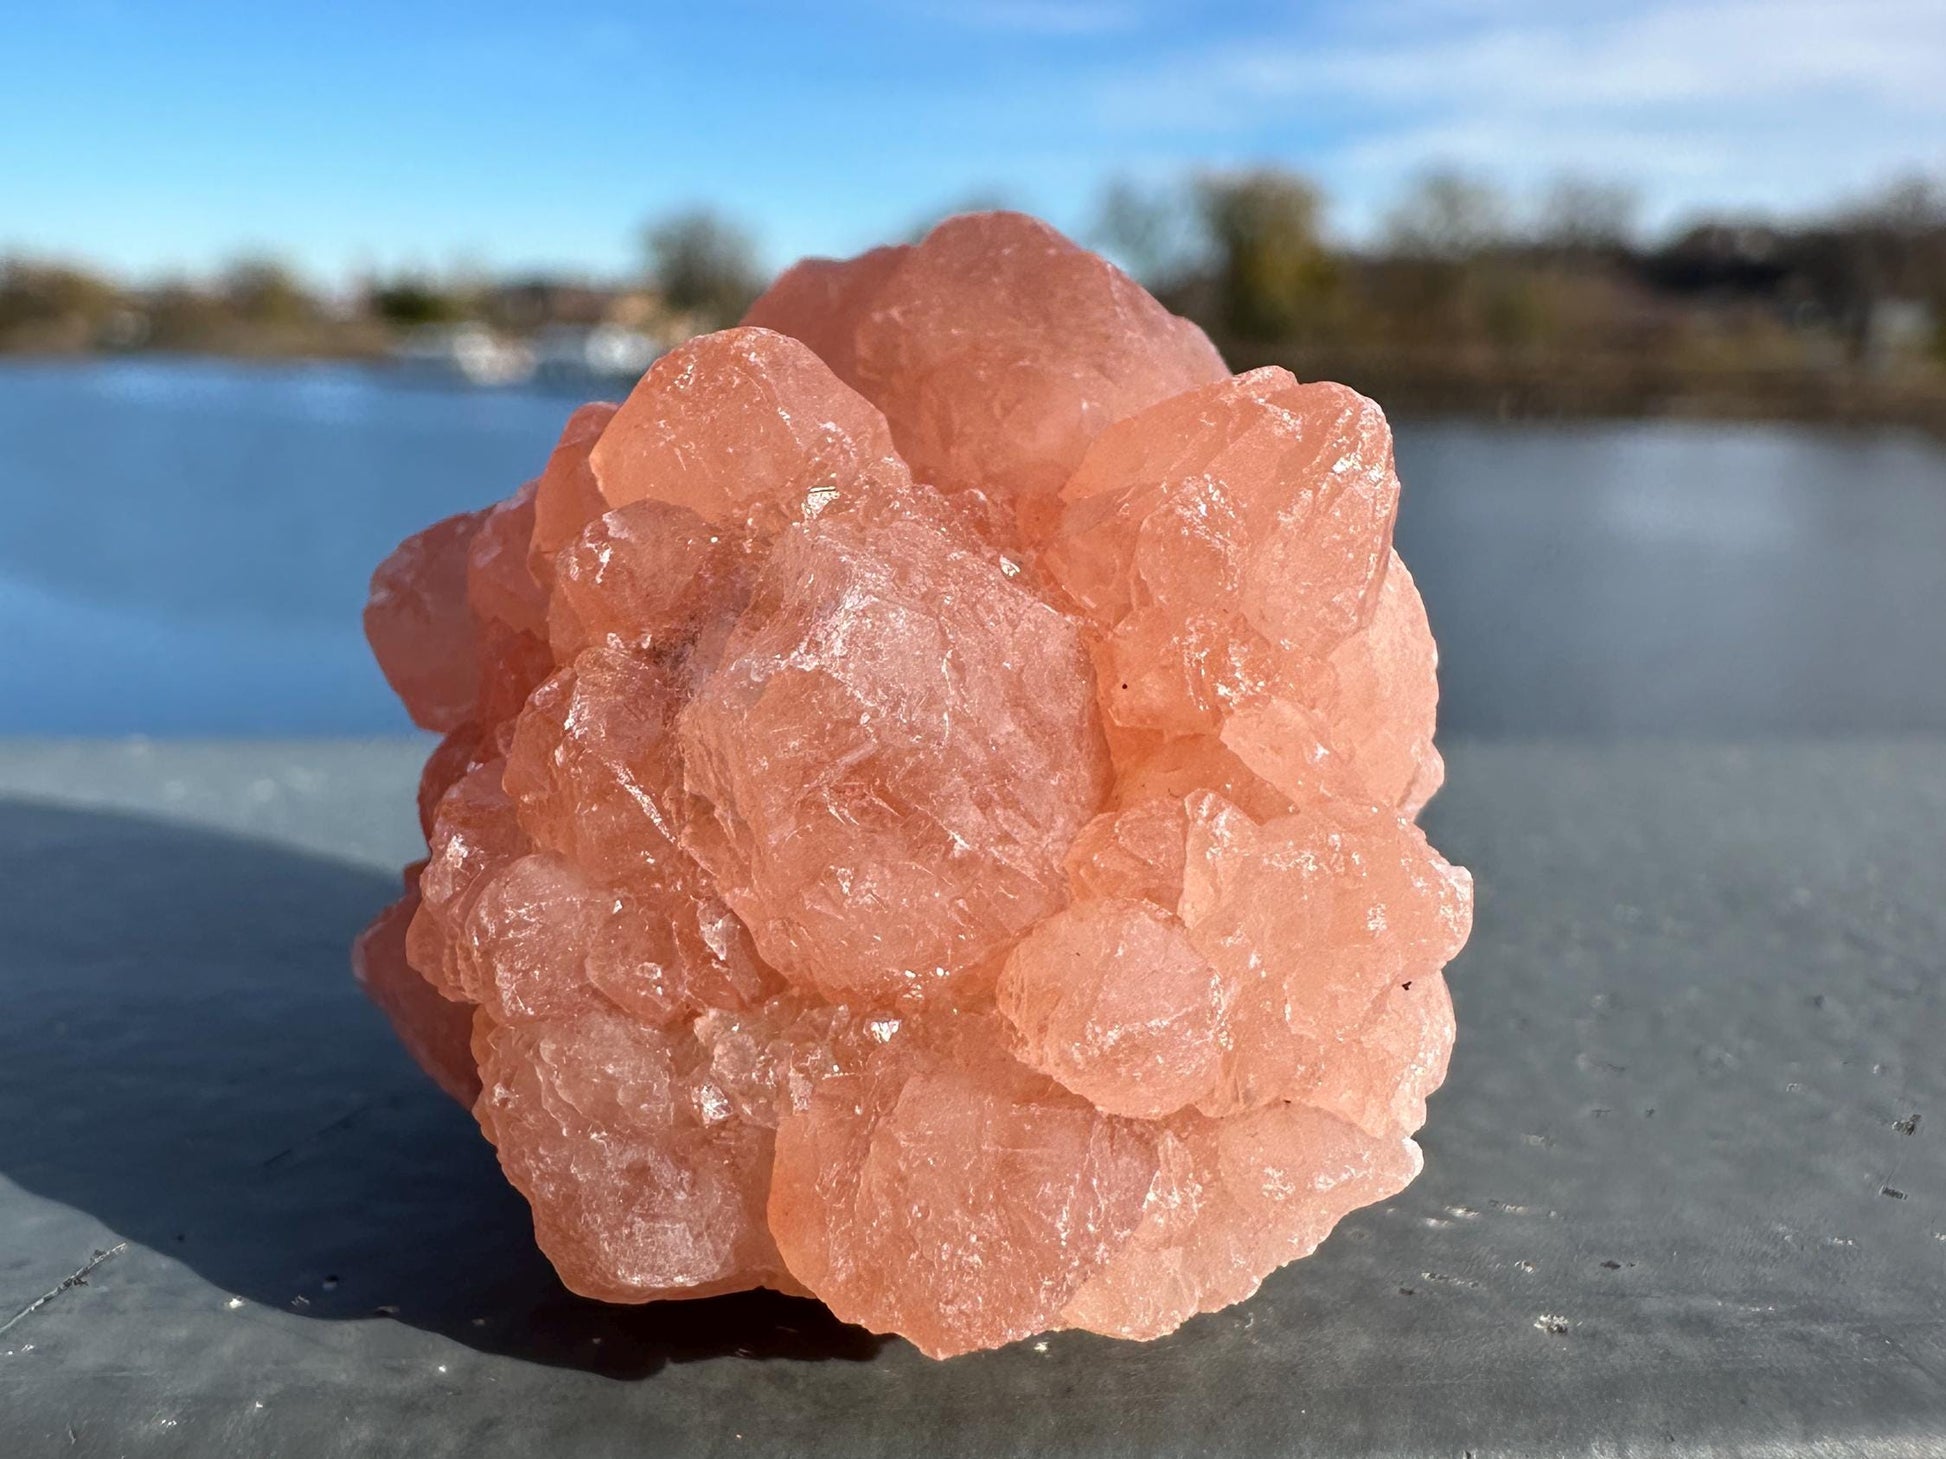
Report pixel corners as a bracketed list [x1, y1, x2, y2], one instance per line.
[4, 0, 1943, 283]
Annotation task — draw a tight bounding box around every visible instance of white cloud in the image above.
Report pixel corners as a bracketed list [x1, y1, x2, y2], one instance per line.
[1219, 0, 1946, 113]
[1088, 0, 1946, 232]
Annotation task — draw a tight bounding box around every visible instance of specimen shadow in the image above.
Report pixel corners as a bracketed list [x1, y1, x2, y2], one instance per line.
[0, 798, 880, 1379]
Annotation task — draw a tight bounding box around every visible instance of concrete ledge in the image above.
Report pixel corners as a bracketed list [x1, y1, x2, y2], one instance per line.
[1, 740, 1942, 1457]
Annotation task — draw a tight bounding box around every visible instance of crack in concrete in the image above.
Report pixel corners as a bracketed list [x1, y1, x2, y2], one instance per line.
[1, 1243, 129, 1337]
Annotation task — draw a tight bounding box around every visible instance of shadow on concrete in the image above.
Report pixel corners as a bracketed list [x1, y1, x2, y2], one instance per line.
[0, 798, 882, 1378]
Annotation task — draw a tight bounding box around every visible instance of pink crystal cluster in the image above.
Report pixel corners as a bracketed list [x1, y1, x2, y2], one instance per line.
[354, 213, 1472, 1358]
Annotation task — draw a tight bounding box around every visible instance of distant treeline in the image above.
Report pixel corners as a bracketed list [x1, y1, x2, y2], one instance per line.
[6, 168, 1945, 427]
[0, 211, 767, 361]
[1110, 168, 1946, 428]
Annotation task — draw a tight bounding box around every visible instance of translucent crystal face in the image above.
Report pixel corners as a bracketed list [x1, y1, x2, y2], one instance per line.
[359, 211, 1471, 1358]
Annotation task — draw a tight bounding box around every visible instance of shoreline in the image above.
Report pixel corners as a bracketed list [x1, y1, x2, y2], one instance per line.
[1225, 342, 1946, 439]
[5, 345, 1945, 439]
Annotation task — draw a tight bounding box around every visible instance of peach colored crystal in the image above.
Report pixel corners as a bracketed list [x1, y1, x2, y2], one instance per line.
[357, 211, 1471, 1359]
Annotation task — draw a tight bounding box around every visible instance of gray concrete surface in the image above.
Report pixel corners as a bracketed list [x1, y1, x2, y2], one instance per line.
[1, 740, 1942, 1457]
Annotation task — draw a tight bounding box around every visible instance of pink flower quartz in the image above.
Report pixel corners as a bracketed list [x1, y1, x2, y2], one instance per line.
[354, 212, 1472, 1359]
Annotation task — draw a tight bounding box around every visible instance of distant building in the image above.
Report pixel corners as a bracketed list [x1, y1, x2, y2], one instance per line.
[487, 279, 616, 331]
[393, 324, 534, 386]
[1866, 297, 1937, 368]
[532, 323, 661, 384]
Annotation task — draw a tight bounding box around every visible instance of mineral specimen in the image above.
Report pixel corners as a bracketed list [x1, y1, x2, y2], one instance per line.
[358, 211, 1471, 1358]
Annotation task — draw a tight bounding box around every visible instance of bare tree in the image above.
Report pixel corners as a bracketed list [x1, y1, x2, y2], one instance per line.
[645, 210, 766, 329]
[1383, 168, 1510, 261]
[1851, 173, 1946, 234]
[1536, 175, 1639, 253]
[220, 257, 316, 326]
[1091, 177, 1201, 288]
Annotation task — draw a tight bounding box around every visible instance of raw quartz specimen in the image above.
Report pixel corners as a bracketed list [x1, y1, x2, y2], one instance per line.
[356, 211, 1472, 1359]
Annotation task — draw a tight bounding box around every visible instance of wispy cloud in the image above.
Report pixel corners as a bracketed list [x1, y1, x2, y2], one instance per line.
[1199, 0, 1946, 114]
[7, 0, 1939, 277]
[1088, 0, 1946, 228]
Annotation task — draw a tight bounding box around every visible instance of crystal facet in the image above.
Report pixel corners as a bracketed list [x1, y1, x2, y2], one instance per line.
[357, 211, 1470, 1358]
